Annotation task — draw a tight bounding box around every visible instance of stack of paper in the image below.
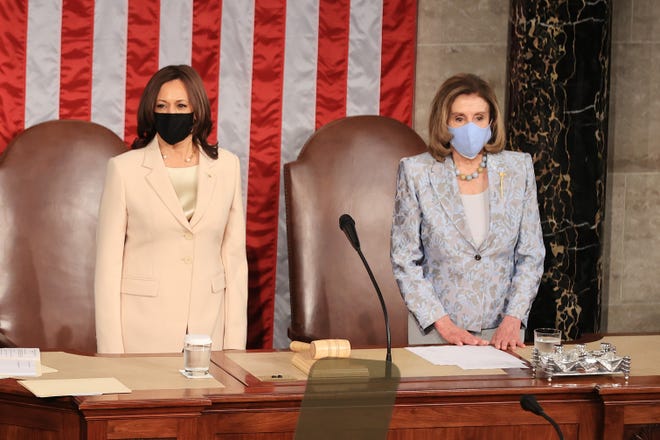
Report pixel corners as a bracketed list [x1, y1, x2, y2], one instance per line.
[19, 377, 132, 398]
[406, 345, 528, 370]
[0, 348, 41, 377]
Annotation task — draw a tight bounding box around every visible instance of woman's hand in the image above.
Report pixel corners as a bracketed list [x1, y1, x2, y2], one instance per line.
[490, 315, 525, 350]
[434, 315, 489, 346]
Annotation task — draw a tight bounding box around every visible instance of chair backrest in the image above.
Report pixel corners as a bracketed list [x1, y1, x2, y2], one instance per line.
[285, 115, 427, 347]
[0, 120, 126, 352]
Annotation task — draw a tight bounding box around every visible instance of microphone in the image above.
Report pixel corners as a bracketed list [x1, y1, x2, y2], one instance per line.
[520, 395, 564, 440]
[339, 214, 361, 251]
[338, 214, 392, 364]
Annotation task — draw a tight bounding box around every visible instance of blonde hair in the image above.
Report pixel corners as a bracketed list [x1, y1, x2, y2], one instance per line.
[427, 73, 505, 161]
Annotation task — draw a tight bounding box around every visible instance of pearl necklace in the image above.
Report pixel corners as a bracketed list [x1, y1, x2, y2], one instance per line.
[455, 154, 487, 181]
[161, 151, 194, 162]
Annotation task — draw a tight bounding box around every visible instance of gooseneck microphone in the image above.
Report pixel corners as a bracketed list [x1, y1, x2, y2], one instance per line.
[520, 394, 564, 440]
[339, 214, 392, 363]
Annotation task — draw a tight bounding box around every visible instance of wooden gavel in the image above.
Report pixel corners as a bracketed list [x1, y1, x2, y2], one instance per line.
[290, 339, 351, 359]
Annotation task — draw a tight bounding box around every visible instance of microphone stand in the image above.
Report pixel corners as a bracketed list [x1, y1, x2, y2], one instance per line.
[338, 214, 392, 369]
[540, 412, 564, 440]
[354, 246, 392, 364]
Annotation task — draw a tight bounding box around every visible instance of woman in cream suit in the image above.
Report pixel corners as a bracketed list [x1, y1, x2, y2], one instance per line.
[95, 65, 247, 353]
[391, 73, 545, 350]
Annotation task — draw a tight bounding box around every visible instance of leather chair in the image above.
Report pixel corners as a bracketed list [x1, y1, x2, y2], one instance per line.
[0, 120, 126, 352]
[285, 115, 427, 347]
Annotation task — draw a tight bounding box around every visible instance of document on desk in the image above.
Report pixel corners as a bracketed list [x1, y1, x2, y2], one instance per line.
[406, 346, 528, 370]
[0, 347, 41, 377]
[19, 377, 132, 398]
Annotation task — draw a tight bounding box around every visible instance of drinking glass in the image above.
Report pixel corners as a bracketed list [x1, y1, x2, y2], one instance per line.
[183, 334, 212, 377]
[533, 328, 562, 355]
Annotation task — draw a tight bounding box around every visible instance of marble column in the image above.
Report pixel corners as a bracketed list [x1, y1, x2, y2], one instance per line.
[506, 0, 611, 340]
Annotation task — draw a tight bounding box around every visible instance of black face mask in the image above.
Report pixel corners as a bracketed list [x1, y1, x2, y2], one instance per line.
[154, 112, 194, 145]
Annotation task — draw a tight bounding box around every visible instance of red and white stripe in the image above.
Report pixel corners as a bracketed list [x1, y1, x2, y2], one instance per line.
[0, 0, 417, 348]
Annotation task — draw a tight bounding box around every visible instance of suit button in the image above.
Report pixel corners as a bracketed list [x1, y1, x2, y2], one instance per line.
[475, 254, 481, 261]
[183, 256, 193, 264]
[184, 232, 193, 240]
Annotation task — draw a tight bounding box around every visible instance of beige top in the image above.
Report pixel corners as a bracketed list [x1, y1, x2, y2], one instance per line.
[166, 166, 198, 221]
[460, 189, 489, 248]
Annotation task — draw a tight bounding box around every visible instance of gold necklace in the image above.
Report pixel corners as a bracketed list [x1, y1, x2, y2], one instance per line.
[455, 154, 487, 181]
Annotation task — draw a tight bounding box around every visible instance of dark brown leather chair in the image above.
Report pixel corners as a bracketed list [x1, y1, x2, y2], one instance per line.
[0, 120, 126, 352]
[285, 115, 427, 347]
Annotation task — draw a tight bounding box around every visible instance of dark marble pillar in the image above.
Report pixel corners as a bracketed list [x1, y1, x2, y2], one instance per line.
[506, 0, 611, 340]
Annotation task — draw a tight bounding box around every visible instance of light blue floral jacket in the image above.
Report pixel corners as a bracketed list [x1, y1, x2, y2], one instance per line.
[390, 151, 545, 333]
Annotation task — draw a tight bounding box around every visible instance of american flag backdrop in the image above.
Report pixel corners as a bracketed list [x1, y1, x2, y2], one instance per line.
[0, 0, 417, 349]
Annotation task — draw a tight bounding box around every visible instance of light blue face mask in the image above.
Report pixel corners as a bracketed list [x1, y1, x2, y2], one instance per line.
[448, 122, 492, 159]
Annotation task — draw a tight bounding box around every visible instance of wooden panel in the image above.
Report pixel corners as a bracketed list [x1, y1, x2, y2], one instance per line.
[0, 398, 81, 440]
[106, 418, 179, 439]
[1, 341, 659, 439]
[623, 424, 660, 440]
[211, 434, 292, 440]
[387, 425, 579, 440]
[201, 411, 299, 435]
[0, 425, 58, 440]
[623, 403, 660, 424]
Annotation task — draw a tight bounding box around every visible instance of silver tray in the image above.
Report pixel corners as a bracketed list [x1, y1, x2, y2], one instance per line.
[531, 342, 631, 383]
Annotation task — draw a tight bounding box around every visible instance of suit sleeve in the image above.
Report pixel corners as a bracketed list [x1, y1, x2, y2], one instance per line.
[221, 154, 248, 349]
[504, 154, 546, 325]
[390, 160, 447, 330]
[94, 158, 127, 354]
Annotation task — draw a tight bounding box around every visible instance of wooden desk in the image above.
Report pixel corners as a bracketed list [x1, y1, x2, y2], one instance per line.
[1, 342, 658, 439]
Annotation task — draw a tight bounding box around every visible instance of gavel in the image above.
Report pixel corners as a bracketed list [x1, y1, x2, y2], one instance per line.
[290, 339, 351, 359]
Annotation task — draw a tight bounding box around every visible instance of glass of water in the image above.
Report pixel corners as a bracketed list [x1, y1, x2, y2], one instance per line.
[534, 328, 562, 355]
[183, 334, 212, 377]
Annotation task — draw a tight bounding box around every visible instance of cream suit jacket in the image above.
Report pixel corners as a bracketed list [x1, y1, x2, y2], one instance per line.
[391, 151, 545, 334]
[94, 138, 248, 353]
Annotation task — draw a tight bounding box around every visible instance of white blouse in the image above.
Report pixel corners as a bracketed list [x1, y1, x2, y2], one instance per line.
[460, 189, 489, 248]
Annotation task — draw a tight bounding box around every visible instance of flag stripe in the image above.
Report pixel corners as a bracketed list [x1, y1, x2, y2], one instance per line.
[216, 0, 254, 209]
[192, 0, 222, 145]
[245, 0, 287, 349]
[346, 0, 382, 116]
[0, 0, 27, 148]
[60, 0, 94, 120]
[0, 0, 417, 349]
[380, 0, 417, 126]
[124, 0, 160, 143]
[159, 0, 192, 67]
[273, 0, 321, 348]
[91, 0, 128, 139]
[25, 0, 62, 127]
[315, 0, 350, 129]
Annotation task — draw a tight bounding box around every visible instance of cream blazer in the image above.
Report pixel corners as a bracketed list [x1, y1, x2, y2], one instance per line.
[94, 138, 248, 353]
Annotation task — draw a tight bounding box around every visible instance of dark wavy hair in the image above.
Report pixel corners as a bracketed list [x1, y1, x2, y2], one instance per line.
[131, 65, 218, 159]
[427, 73, 505, 162]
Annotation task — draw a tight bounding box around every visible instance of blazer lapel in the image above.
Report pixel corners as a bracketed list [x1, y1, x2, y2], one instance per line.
[189, 150, 217, 230]
[429, 157, 475, 246]
[479, 153, 507, 251]
[143, 139, 192, 231]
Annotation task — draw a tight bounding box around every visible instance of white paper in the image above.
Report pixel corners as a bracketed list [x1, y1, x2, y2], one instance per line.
[0, 348, 41, 377]
[406, 345, 528, 370]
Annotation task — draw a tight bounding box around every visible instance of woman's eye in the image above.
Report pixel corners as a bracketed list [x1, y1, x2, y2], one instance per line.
[177, 103, 189, 109]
